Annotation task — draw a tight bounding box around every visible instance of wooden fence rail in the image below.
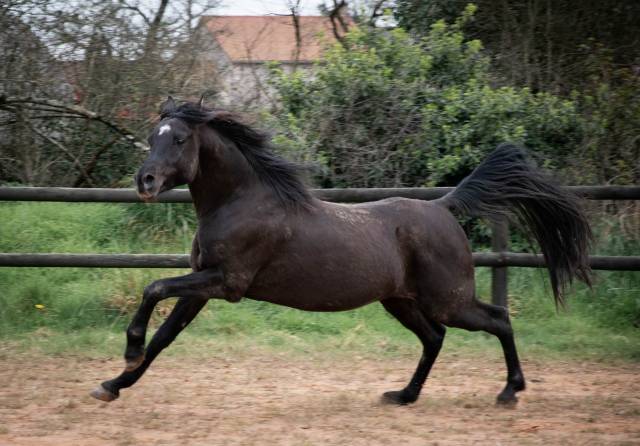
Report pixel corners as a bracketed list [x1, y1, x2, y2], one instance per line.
[1, 252, 638, 270]
[1, 186, 639, 307]
[2, 185, 640, 202]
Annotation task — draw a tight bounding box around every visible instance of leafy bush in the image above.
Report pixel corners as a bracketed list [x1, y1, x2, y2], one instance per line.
[573, 45, 640, 187]
[268, 6, 581, 188]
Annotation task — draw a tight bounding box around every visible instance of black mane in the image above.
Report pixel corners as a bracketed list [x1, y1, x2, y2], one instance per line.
[162, 102, 312, 210]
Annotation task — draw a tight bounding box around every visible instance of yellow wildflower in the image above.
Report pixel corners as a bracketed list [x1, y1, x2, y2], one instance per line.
[34, 304, 45, 310]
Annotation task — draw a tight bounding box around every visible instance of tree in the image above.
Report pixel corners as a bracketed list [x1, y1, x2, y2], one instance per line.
[0, 0, 220, 186]
[394, 1, 640, 187]
[394, 0, 640, 93]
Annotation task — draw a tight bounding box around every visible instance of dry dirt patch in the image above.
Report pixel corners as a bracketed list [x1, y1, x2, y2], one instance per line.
[0, 351, 638, 445]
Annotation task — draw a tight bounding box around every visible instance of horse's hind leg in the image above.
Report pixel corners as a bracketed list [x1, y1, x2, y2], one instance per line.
[90, 297, 206, 402]
[380, 298, 446, 405]
[447, 298, 525, 404]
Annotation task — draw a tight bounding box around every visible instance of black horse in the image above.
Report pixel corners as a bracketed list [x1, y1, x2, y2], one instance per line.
[91, 97, 592, 405]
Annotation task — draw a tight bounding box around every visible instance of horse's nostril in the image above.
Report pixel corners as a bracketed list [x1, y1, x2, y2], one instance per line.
[143, 174, 155, 186]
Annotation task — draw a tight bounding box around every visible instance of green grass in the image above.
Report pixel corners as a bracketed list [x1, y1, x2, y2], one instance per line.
[1, 202, 639, 362]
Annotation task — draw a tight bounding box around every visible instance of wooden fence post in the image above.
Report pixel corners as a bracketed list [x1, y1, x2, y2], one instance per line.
[491, 218, 509, 307]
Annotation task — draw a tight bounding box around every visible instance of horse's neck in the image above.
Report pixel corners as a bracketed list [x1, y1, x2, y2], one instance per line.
[188, 137, 260, 218]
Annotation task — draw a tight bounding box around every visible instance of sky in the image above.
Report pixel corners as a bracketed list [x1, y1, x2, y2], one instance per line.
[216, 0, 328, 15]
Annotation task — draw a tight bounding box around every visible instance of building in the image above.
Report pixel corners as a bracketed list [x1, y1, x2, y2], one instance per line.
[197, 15, 348, 108]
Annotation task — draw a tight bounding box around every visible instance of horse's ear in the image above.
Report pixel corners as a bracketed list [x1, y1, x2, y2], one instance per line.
[198, 94, 206, 110]
[160, 96, 176, 116]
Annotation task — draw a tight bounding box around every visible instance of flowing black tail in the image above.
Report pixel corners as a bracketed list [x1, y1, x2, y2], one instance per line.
[437, 143, 593, 305]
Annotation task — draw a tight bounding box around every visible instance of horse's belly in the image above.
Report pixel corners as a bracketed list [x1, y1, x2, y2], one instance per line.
[246, 288, 381, 312]
[246, 252, 403, 312]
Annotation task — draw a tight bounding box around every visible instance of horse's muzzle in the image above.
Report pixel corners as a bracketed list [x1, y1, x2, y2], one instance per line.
[135, 170, 163, 202]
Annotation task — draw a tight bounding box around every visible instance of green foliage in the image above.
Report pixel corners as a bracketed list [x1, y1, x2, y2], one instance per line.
[123, 201, 196, 248]
[395, 0, 469, 33]
[268, 8, 581, 188]
[571, 46, 640, 185]
[0, 202, 192, 335]
[392, 1, 640, 188]
[393, 1, 640, 94]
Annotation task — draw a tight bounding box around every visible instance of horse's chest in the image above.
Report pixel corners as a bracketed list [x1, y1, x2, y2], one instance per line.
[194, 239, 229, 269]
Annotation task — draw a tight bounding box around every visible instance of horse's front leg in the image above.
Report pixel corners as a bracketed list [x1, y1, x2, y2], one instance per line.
[123, 268, 224, 370]
[90, 268, 225, 402]
[91, 297, 206, 401]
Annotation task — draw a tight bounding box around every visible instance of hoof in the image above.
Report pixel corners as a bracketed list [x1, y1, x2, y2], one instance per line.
[90, 384, 118, 402]
[124, 353, 145, 372]
[496, 393, 518, 406]
[381, 390, 417, 405]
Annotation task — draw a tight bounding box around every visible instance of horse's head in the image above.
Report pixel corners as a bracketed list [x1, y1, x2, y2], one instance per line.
[135, 97, 201, 201]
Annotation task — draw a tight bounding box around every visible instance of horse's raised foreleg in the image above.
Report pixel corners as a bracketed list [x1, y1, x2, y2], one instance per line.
[447, 298, 525, 405]
[91, 296, 207, 402]
[91, 268, 224, 402]
[380, 298, 446, 405]
[122, 268, 223, 370]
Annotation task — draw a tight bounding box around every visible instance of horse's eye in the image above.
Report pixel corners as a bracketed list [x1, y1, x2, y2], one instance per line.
[175, 137, 186, 145]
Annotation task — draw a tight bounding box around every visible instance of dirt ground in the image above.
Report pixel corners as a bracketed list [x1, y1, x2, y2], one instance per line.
[0, 350, 638, 446]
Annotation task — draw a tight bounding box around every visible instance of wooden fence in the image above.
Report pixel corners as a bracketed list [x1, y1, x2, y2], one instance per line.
[1, 186, 640, 307]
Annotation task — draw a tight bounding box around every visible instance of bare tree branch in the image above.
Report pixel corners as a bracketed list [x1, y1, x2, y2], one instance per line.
[72, 137, 120, 187]
[328, 0, 349, 45]
[1, 0, 224, 186]
[368, 0, 386, 26]
[28, 122, 96, 187]
[118, 2, 151, 26]
[143, 0, 170, 57]
[0, 96, 147, 149]
[287, 0, 302, 67]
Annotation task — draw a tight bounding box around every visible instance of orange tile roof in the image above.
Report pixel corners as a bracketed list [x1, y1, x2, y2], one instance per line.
[202, 15, 346, 63]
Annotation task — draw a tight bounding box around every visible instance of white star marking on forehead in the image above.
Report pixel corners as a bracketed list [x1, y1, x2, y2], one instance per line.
[158, 124, 171, 136]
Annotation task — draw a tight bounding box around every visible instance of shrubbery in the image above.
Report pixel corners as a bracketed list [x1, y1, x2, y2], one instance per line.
[268, 6, 581, 188]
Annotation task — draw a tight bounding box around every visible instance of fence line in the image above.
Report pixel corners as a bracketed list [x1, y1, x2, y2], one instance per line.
[2, 185, 640, 203]
[1, 252, 638, 270]
[1, 186, 639, 306]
